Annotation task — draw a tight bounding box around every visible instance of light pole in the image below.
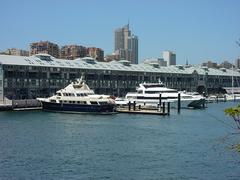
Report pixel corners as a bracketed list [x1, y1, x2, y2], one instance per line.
[205, 72, 208, 96]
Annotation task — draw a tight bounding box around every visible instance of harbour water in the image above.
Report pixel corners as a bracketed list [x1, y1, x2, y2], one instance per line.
[0, 102, 240, 179]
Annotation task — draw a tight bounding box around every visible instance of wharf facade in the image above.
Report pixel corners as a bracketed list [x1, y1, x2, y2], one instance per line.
[0, 54, 240, 100]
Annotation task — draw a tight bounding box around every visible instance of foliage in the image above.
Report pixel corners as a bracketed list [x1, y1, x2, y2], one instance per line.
[224, 105, 240, 129]
[237, 143, 240, 152]
[225, 105, 240, 152]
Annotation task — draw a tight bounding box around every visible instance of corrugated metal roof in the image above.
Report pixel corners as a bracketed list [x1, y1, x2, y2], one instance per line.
[0, 54, 239, 76]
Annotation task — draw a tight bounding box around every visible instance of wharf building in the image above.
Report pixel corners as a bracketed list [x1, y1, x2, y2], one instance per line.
[0, 54, 240, 100]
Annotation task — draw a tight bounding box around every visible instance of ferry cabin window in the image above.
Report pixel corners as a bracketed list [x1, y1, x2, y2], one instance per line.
[77, 93, 86, 96]
[77, 101, 87, 104]
[50, 100, 56, 103]
[145, 90, 178, 94]
[90, 101, 99, 105]
[126, 96, 134, 99]
[98, 101, 108, 105]
[56, 93, 61, 96]
[63, 93, 74, 96]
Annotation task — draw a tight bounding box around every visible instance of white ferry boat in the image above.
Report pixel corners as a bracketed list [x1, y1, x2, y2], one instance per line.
[37, 77, 116, 114]
[116, 81, 205, 108]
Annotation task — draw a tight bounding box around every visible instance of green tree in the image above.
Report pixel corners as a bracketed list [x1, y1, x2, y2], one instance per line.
[225, 105, 240, 152]
[225, 105, 240, 129]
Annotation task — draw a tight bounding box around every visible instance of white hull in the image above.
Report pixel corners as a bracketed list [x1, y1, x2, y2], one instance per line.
[115, 97, 205, 109]
[115, 81, 205, 109]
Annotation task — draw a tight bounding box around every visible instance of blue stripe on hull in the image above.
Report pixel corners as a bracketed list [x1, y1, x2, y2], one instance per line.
[41, 102, 116, 113]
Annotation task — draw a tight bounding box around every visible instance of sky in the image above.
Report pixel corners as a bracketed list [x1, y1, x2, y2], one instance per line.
[0, 0, 240, 65]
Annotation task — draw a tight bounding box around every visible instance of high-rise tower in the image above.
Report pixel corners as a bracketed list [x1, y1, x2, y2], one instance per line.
[114, 24, 138, 64]
[163, 51, 176, 66]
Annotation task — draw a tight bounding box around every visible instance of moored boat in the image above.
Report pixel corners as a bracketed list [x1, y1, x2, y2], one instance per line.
[115, 81, 205, 109]
[37, 77, 116, 114]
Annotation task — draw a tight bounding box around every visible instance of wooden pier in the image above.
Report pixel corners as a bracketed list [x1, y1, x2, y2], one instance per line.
[116, 101, 171, 116]
[116, 108, 169, 115]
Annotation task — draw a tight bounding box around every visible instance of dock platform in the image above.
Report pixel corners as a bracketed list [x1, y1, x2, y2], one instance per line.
[116, 107, 169, 115]
[117, 108, 169, 116]
[0, 104, 13, 111]
[13, 107, 42, 111]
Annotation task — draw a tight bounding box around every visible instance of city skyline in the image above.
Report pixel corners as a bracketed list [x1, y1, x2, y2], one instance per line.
[0, 0, 239, 64]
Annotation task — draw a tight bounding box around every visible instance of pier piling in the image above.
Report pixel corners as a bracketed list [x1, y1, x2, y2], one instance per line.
[163, 102, 165, 114]
[128, 101, 131, 111]
[159, 94, 162, 108]
[167, 102, 170, 115]
[177, 93, 181, 113]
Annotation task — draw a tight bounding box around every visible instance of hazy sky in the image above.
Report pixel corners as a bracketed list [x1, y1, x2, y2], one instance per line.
[0, 0, 239, 64]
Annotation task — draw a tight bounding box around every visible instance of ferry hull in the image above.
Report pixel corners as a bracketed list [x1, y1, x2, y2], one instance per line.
[41, 101, 116, 114]
[116, 98, 205, 109]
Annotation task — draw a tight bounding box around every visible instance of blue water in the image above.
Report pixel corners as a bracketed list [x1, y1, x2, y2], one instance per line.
[0, 102, 240, 179]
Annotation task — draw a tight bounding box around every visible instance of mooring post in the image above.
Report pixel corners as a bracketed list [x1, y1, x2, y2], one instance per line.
[159, 93, 162, 107]
[178, 93, 181, 113]
[128, 101, 131, 111]
[234, 95, 236, 102]
[167, 102, 170, 115]
[163, 102, 165, 114]
[224, 95, 226, 102]
[12, 99, 14, 109]
[133, 101, 136, 111]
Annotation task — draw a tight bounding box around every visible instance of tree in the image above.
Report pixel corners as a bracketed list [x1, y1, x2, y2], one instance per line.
[224, 105, 240, 129]
[225, 105, 240, 152]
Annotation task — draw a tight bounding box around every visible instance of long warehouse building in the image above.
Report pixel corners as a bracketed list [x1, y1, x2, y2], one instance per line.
[0, 54, 240, 100]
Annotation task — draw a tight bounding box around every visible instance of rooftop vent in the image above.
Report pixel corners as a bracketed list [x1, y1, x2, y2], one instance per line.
[35, 54, 53, 61]
[82, 57, 96, 64]
[201, 66, 208, 71]
[149, 62, 160, 68]
[220, 68, 226, 72]
[118, 60, 131, 66]
[176, 65, 184, 70]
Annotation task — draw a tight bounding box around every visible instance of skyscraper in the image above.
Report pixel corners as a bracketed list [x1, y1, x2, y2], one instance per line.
[128, 35, 138, 64]
[115, 24, 130, 51]
[163, 51, 176, 66]
[114, 24, 138, 64]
